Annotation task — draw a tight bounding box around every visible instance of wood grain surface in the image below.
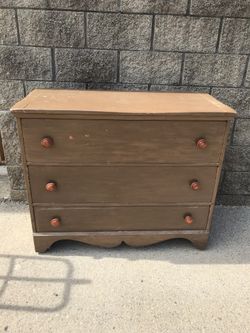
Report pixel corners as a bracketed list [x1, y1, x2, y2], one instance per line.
[29, 165, 217, 204]
[11, 90, 236, 252]
[11, 89, 236, 117]
[22, 119, 227, 164]
[34, 205, 210, 232]
[33, 230, 210, 252]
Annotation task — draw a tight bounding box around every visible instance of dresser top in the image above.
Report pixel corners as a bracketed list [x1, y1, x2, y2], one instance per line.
[11, 89, 236, 118]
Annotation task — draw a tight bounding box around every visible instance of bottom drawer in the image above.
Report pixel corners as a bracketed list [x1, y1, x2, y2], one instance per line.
[34, 206, 210, 232]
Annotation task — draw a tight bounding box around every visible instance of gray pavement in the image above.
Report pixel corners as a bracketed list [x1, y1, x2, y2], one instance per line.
[0, 201, 249, 333]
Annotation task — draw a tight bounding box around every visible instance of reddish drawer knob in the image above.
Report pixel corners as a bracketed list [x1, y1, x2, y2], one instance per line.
[45, 182, 57, 192]
[41, 136, 53, 148]
[196, 138, 207, 149]
[184, 215, 193, 225]
[50, 217, 61, 228]
[190, 181, 200, 191]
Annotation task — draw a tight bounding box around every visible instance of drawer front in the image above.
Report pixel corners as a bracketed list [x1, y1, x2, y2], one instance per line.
[22, 119, 226, 164]
[29, 166, 217, 204]
[34, 206, 210, 232]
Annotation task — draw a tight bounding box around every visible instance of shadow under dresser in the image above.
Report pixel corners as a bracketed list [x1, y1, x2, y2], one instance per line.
[11, 90, 236, 252]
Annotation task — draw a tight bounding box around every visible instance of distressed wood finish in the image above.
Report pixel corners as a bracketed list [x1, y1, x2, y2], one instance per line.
[29, 165, 217, 204]
[11, 89, 236, 252]
[12, 90, 235, 116]
[34, 206, 210, 232]
[22, 119, 226, 164]
[33, 231, 210, 252]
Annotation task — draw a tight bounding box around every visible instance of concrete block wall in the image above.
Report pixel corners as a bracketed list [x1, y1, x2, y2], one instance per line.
[0, 0, 249, 204]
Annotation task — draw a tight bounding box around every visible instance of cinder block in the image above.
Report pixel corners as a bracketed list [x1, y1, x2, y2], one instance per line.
[224, 146, 250, 171]
[55, 48, 117, 82]
[183, 54, 247, 87]
[0, 0, 119, 11]
[211, 88, 250, 118]
[87, 83, 148, 90]
[0, 0, 46, 8]
[87, 13, 152, 50]
[120, 51, 182, 84]
[18, 9, 85, 47]
[233, 119, 250, 145]
[0, 46, 52, 80]
[150, 85, 210, 92]
[25, 81, 86, 94]
[224, 119, 235, 146]
[245, 61, 250, 87]
[0, 81, 24, 110]
[48, 0, 119, 11]
[0, 9, 18, 44]
[10, 189, 27, 201]
[154, 15, 220, 52]
[191, 0, 250, 18]
[219, 18, 250, 54]
[120, 0, 188, 14]
[0, 111, 21, 165]
[216, 194, 250, 206]
[222, 171, 250, 195]
[7, 165, 25, 190]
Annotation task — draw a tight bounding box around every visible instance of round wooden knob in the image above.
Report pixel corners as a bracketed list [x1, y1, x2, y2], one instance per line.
[45, 182, 57, 192]
[50, 217, 61, 228]
[196, 138, 207, 149]
[184, 215, 193, 225]
[190, 181, 200, 191]
[41, 136, 53, 148]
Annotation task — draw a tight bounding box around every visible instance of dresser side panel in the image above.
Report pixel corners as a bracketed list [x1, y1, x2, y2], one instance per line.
[206, 120, 232, 230]
[16, 118, 36, 231]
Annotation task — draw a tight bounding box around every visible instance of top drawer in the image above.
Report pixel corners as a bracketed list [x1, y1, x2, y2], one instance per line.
[22, 119, 226, 164]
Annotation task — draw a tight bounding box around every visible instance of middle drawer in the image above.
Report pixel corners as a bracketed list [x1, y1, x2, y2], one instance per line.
[29, 166, 217, 204]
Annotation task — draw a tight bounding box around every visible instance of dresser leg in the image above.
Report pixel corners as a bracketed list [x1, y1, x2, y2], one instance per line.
[33, 236, 55, 253]
[190, 234, 209, 250]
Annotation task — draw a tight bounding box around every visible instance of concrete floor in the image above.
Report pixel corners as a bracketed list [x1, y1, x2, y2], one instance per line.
[0, 202, 249, 333]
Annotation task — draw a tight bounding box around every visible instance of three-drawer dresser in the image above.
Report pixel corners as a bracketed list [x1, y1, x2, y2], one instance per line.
[11, 89, 236, 252]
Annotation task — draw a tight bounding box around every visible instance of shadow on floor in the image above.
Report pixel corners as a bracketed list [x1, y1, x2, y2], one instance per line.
[0, 206, 249, 314]
[0, 255, 90, 312]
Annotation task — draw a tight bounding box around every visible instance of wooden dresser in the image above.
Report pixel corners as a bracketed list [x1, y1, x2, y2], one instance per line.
[11, 89, 236, 252]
